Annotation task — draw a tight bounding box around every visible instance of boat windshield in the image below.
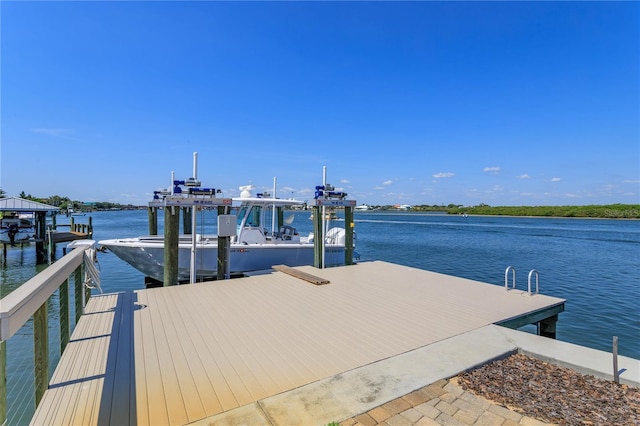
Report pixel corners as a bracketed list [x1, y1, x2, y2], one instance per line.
[234, 203, 286, 235]
[235, 207, 247, 228]
[234, 205, 262, 228]
[246, 206, 262, 227]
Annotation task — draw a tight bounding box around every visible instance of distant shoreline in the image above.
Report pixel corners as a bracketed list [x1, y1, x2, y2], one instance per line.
[381, 204, 640, 220]
[355, 210, 640, 220]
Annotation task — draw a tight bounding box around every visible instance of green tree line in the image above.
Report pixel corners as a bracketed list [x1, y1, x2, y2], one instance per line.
[0, 189, 135, 212]
[2, 188, 638, 218]
[413, 203, 639, 219]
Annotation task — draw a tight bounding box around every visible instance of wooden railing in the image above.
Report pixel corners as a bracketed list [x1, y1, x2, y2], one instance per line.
[0, 245, 93, 425]
[53, 216, 94, 237]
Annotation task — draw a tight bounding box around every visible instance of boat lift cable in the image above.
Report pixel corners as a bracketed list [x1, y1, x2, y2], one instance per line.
[198, 207, 207, 282]
[190, 151, 198, 284]
[83, 249, 102, 293]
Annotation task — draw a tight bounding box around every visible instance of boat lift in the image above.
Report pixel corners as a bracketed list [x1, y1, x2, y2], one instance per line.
[149, 152, 232, 285]
[310, 166, 356, 269]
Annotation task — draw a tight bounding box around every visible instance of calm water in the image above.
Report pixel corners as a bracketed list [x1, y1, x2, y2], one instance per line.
[92, 209, 639, 358]
[2, 209, 639, 423]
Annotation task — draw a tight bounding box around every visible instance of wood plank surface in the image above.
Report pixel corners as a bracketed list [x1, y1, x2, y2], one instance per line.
[31, 261, 565, 425]
[272, 264, 330, 285]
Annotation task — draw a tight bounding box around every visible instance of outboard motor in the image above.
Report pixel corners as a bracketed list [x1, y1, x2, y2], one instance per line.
[325, 227, 346, 245]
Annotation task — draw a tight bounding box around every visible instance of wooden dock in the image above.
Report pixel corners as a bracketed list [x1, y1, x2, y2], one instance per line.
[31, 261, 565, 425]
[51, 231, 90, 243]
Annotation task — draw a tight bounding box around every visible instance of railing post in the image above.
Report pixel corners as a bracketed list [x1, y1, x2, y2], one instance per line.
[33, 302, 49, 406]
[60, 278, 70, 353]
[613, 336, 620, 384]
[1, 340, 6, 426]
[74, 265, 83, 322]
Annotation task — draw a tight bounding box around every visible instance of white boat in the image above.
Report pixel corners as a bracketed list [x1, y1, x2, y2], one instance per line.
[66, 208, 86, 217]
[0, 216, 35, 244]
[98, 186, 355, 282]
[355, 204, 371, 211]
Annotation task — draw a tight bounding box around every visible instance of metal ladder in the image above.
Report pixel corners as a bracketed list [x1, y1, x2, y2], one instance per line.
[504, 266, 539, 295]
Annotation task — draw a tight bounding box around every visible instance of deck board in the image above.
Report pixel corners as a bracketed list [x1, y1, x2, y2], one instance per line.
[31, 261, 565, 425]
[154, 287, 207, 423]
[170, 289, 238, 413]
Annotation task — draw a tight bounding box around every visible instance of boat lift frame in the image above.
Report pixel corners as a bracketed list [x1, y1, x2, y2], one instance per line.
[149, 152, 232, 286]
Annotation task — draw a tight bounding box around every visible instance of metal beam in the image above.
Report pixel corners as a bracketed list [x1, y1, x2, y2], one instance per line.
[496, 303, 565, 332]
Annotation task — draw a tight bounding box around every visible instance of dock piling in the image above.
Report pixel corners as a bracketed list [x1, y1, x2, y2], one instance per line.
[537, 314, 558, 339]
[312, 206, 322, 268]
[216, 208, 235, 281]
[164, 207, 180, 286]
[35, 212, 47, 264]
[183, 207, 192, 234]
[344, 205, 354, 265]
[148, 207, 158, 235]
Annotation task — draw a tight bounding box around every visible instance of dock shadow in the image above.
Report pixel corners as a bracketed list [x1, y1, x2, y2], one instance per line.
[97, 291, 138, 425]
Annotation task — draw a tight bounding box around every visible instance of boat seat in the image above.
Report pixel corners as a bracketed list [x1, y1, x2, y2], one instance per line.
[276, 225, 296, 241]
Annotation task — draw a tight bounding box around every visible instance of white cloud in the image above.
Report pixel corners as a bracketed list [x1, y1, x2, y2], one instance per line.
[483, 166, 501, 174]
[383, 180, 393, 185]
[517, 174, 531, 179]
[623, 180, 640, 184]
[340, 179, 350, 184]
[433, 172, 455, 179]
[30, 128, 72, 137]
[374, 186, 385, 190]
[550, 177, 561, 182]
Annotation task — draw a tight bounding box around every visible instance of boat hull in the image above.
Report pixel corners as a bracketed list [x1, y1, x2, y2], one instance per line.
[100, 237, 347, 282]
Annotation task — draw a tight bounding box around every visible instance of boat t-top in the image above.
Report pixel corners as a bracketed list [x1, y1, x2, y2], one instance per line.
[99, 183, 355, 282]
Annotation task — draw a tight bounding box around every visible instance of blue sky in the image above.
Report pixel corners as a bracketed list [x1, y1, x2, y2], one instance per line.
[1, 1, 638, 207]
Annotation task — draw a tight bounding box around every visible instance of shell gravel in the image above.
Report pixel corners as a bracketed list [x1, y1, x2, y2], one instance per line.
[459, 353, 640, 425]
